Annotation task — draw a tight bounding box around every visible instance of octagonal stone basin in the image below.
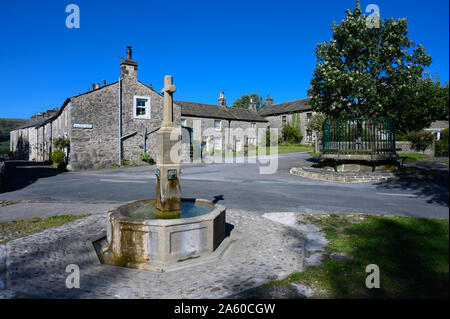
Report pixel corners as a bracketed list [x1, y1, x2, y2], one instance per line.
[105, 199, 226, 270]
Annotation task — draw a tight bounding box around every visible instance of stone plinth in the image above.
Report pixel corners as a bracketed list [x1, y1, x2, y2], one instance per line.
[105, 199, 226, 271]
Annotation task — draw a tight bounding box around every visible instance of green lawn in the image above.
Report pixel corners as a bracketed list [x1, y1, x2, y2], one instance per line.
[0, 214, 91, 244]
[398, 153, 429, 162]
[220, 144, 314, 157]
[257, 214, 449, 298]
[267, 144, 314, 155]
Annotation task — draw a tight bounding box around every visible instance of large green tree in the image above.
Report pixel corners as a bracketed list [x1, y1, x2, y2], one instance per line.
[308, 1, 447, 133]
[232, 93, 263, 109]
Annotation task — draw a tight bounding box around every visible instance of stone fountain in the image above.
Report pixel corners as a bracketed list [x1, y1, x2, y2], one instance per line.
[102, 76, 227, 272]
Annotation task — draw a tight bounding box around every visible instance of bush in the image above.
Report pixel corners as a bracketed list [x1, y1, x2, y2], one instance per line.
[282, 124, 302, 144]
[51, 150, 65, 164]
[51, 150, 66, 169]
[442, 128, 449, 142]
[140, 153, 155, 165]
[395, 133, 409, 141]
[408, 131, 435, 153]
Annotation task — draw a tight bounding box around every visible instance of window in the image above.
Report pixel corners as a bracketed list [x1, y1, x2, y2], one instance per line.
[307, 112, 312, 123]
[214, 120, 221, 131]
[133, 96, 151, 119]
[136, 99, 146, 115]
[214, 137, 222, 150]
[307, 130, 312, 141]
[181, 119, 187, 127]
[282, 115, 287, 126]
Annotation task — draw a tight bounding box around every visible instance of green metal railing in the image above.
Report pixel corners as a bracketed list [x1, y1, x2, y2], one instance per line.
[322, 118, 396, 155]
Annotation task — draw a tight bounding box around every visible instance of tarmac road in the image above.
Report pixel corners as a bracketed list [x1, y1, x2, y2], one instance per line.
[0, 152, 448, 220]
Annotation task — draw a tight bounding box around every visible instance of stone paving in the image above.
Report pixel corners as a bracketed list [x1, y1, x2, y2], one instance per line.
[0, 209, 306, 299]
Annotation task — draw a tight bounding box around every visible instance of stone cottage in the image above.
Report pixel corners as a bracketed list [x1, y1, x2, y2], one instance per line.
[176, 92, 268, 156]
[10, 47, 274, 170]
[11, 47, 178, 170]
[10, 109, 58, 162]
[258, 97, 316, 144]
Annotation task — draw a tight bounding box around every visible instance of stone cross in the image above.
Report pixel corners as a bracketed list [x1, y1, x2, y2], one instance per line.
[161, 75, 176, 126]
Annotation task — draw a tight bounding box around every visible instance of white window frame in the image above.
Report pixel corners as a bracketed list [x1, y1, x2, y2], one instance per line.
[181, 119, 187, 127]
[133, 96, 151, 119]
[281, 115, 287, 126]
[214, 120, 221, 131]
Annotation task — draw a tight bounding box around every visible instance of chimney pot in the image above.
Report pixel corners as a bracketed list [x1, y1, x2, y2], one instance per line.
[96, 83, 100, 89]
[102, 79, 106, 86]
[126, 46, 132, 60]
[148, 83, 152, 89]
[91, 83, 95, 90]
[266, 94, 274, 106]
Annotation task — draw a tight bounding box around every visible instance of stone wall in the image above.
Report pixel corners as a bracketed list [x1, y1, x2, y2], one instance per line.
[396, 141, 434, 157]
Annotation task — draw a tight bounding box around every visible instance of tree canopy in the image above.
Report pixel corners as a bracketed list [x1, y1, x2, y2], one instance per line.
[232, 93, 263, 109]
[308, 0, 448, 134]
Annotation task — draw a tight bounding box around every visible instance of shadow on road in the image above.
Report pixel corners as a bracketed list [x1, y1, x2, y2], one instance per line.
[1, 161, 64, 194]
[375, 166, 449, 207]
[212, 195, 224, 204]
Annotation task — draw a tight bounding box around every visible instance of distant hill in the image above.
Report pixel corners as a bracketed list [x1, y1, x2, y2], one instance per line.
[0, 118, 29, 155]
[0, 118, 29, 142]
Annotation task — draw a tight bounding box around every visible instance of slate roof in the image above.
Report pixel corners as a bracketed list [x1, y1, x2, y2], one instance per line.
[14, 115, 57, 130]
[176, 101, 268, 122]
[258, 98, 312, 116]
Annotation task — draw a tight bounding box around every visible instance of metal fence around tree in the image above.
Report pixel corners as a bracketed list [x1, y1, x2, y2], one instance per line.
[321, 118, 396, 155]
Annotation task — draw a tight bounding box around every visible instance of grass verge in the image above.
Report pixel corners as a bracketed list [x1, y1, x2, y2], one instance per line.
[0, 214, 91, 244]
[259, 214, 449, 298]
[398, 153, 429, 162]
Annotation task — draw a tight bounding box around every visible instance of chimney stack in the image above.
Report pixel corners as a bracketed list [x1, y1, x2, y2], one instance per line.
[218, 91, 226, 108]
[91, 83, 95, 91]
[266, 94, 273, 106]
[248, 98, 257, 113]
[148, 83, 153, 89]
[102, 79, 106, 86]
[120, 46, 138, 80]
[96, 83, 100, 89]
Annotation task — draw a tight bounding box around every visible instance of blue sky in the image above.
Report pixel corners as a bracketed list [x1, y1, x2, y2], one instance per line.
[0, 0, 448, 118]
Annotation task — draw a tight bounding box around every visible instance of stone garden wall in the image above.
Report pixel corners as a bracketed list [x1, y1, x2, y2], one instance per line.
[396, 141, 434, 156]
